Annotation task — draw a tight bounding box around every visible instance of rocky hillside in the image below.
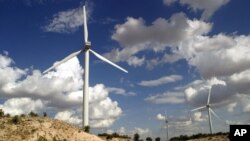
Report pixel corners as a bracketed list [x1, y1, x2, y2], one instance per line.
[0, 115, 104, 141]
[188, 135, 229, 141]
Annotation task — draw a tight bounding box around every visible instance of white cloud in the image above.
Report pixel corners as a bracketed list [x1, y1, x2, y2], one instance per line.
[180, 0, 230, 20]
[156, 113, 166, 121]
[192, 112, 205, 122]
[43, 7, 84, 33]
[55, 110, 81, 125]
[43, 1, 94, 33]
[164, 0, 230, 20]
[0, 97, 45, 116]
[138, 75, 182, 87]
[163, 0, 177, 6]
[107, 87, 136, 96]
[227, 102, 237, 113]
[104, 13, 212, 67]
[145, 92, 185, 104]
[133, 127, 150, 135]
[117, 126, 126, 135]
[0, 53, 122, 128]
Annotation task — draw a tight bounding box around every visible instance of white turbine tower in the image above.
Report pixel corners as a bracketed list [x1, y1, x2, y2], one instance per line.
[43, 5, 128, 129]
[191, 86, 222, 134]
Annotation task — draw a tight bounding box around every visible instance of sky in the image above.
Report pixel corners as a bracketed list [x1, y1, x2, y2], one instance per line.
[1, 0, 250, 140]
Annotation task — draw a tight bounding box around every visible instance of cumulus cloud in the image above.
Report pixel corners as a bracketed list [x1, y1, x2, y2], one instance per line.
[156, 113, 167, 121]
[0, 98, 45, 115]
[227, 102, 237, 112]
[192, 112, 206, 122]
[164, 0, 230, 20]
[0, 53, 123, 128]
[55, 110, 81, 125]
[138, 74, 182, 87]
[145, 92, 185, 104]
[104, 13, 212, 67]
[133, 127, 150, 135]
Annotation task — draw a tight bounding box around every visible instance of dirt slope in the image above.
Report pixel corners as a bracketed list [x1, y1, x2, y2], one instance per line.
[187, 135, 229, 141]
[0, 116, 104, 141]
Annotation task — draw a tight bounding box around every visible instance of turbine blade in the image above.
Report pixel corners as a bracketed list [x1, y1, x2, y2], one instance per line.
[83, 5, 88, 43]
[43, 50, 82, 74]
[210, 108, 223, 122]
[207, 87, 212, 105]
[89, 49, 128, 73]
[191, 106, 206, 112]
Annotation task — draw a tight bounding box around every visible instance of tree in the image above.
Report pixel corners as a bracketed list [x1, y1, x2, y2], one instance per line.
[29, 111, 38, 117]
[84, 126, 90, 133]
[146, 137, 153, 141]
[43, 112, 47, 117]
[11, 115, 21, 124]
[155, 137, 161, 141]
[133, 133, 140, 141]
[0, 109, 4, 117]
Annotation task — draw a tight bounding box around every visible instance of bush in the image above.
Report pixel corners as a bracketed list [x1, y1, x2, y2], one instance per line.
[5, 113, 10, 117]
[0, 109, 4, 117]
[43, 112, 47, 117]
[29, 111, 38, 117]
[155, 137, 161, 141]
[84, 126, 90, 133]
[11, 115, 21, 124]
[21, 114, 26, 117]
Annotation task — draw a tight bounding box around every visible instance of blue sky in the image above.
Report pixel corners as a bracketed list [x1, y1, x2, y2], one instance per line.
[1, 0, 250, 140]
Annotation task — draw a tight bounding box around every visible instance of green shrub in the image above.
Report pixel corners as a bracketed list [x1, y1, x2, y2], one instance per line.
[0, 109, 4, 117]
[29, 111, 38, 117]
[84, 126, 90, 133]
[43, 112, 47, 117]
[11, 115, 21, 124]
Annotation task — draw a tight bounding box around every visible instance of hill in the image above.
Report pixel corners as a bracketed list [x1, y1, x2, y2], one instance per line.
[0, 115, 104, 141]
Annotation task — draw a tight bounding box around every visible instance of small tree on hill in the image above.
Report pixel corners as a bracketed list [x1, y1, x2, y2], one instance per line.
[0, 109, 4, 117]
[146, 137, 153, 141]
[11, 115, 21, 124]
[133, 133, 140, 141]
[43, 112, 47, 117]
[155, 137, 161, 141]
[29, 111, 38, 117]
[84, 126, 90, 133]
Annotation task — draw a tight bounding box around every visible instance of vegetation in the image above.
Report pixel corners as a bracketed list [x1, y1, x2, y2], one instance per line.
[98, 132, 130, 140]
[43, 112, 47, 117]
[133, 133, 140, 141]
[84, 125, 90, 133]
[170, 132, 229, 141]
[0, 109, 4, 117]
[11, 115, 21, 124]
[146, 137, 153, 141]
[155, 137, 161, 141]
[29, 111, 38, 117]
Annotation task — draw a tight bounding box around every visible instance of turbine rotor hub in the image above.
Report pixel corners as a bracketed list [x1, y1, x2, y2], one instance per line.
[84, 42, 91, 51]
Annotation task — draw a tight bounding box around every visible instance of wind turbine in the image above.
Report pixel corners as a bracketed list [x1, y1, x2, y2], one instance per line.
[191, 86, 222, 134]
[165, 117, 169, 141]
[43, 5, 128, 129]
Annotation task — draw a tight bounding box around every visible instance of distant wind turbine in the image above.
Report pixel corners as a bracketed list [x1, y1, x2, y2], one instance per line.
[43, 5, 128, 129]
[191, 86, 224, 134]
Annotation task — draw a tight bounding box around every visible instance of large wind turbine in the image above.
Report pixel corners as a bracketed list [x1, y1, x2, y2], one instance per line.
[191, 86, 222, 134]
[43, 5, 128, 129]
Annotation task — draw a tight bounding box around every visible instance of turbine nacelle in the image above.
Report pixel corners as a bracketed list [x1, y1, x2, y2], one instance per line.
[84, 42, 91, 51]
